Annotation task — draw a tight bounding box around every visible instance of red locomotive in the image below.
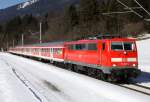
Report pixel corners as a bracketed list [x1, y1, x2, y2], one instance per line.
[9, 36, 141, 82]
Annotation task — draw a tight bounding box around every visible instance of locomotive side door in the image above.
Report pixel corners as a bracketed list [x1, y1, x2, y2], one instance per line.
[100, 41, 108, 67]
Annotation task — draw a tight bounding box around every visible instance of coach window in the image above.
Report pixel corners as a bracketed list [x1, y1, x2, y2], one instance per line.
[50, 48, 53, 53]
[102, 43, 105, 51]
[57, 48, 62, 54]
[68, 45, 73, 50]
[53, 48, 56, 54]
[88, 43, 97, 50]
[68, 44, 76, 50]
[54, 48, 57, 54]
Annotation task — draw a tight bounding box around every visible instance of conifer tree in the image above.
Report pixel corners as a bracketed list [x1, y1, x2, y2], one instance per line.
[79, 0, 99, 24]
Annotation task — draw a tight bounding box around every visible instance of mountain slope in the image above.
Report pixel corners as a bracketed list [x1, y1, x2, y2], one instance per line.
[0, 0, 79, 23]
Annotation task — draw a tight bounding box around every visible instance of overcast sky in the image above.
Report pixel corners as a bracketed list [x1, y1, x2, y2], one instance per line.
[0, 0, 28, 9]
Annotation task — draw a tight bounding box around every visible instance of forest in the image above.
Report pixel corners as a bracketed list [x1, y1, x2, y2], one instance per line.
[0, 0, 150, 49]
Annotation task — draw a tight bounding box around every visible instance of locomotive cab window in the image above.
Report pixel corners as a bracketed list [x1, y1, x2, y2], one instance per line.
[111, 42, 123, 50]
[124, 42, 135, 51]
[111, 42, 135, 51]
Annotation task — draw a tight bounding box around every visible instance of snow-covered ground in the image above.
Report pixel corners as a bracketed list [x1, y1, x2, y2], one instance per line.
[0, 38, 150, 102]
[137, 38, 150, 72]
[134, 38, 150, 86]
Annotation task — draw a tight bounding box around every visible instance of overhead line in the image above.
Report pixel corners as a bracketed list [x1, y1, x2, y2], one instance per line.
[133, 0, 150, 16]
[124, 7, 142, 10]
[102, 11, 133, 15]
[116, 0, 143, 18]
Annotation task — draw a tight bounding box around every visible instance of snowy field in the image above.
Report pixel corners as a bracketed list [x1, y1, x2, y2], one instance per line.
[0, 38, 150, 102]
[134, 38, 150, 87]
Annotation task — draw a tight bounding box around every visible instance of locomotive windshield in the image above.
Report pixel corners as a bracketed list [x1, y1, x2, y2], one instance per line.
[111, 42, 135, 51]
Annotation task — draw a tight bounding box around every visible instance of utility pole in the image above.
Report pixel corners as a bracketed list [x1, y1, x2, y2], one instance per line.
[40, 22, 42, 44]
[13, 40, 14, 48]
[7, 42, 8, 51]
[22, 34, 24, 46]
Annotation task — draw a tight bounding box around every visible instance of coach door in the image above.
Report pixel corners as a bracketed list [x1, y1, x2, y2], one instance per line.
[50, 48, 53, 59]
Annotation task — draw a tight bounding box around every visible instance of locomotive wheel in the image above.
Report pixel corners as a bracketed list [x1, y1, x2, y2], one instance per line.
[87, 68, 96, 78]
[64, 63, 69, 69]
[107, 74, 117, 82]
[96, 70, 106, 80]
[74, 65, 79, 73]
[67, 64, 72, 71]
[69, 64, 75, 71]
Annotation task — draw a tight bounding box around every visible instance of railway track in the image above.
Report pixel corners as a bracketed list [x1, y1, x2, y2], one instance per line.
[47, 61, 150, 96]
[53, 61, 150, 96]
[118, 84, 150, 96]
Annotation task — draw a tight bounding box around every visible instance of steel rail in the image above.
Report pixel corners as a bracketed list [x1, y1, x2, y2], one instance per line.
[117, 84, 150, 96]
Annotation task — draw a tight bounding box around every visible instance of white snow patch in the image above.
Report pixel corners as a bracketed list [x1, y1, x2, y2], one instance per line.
[17, 0, 39, 10]
[137, 33, 150, 40]
[132, 37, 150, 86]
[137, 38, 150, 72]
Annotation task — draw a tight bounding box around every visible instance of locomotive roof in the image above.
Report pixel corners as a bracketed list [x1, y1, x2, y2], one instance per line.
[74, 34, 131, 40]
[65, 37, 136, 44]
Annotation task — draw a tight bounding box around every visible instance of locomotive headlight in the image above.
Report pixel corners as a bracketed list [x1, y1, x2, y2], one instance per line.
[112, 64, 116, 67]
[133, 64, 136, 67]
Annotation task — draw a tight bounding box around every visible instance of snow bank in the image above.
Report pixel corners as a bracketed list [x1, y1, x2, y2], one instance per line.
[0, 57, 39, 102]
[137, 38, 150, 72]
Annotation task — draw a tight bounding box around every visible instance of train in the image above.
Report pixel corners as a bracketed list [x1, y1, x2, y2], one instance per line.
[9, 36, 141, 82]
